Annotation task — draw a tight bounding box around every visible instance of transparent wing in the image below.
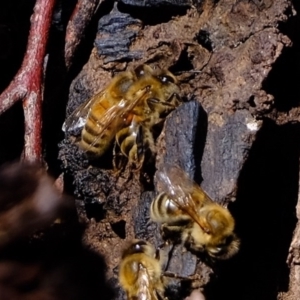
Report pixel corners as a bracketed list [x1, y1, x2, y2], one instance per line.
[157, 164, 195, 198]
[136, 264, 153, 300]
[62, 91, 106, 133]
[63, 68, 138, 134]
[87, 87, 150, 150]
[156, 164, 212, 233]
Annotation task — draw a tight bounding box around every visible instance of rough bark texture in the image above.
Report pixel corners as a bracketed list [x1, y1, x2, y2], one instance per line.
[65, 0, 100, 68]
[58, 0, 300, 299]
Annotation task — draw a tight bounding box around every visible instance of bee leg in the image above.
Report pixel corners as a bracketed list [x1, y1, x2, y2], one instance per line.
[183, 234, 207, 256]
[112, 141, 127, 171]
[167, 92, 182, 106]
[114, 126, 136, 170]
[129, 125, 155, 171]
[114, 122, 146, 171]
[161, 224, 183, 243]
[155, 242, 172, 261]
[147, 93, 181, 117]
[115, 122, 155, 170]
[129, 125, 145, 171]
[141, 126, 156, 165]
[158, 93, 182, 110]
[156, 241, 170, 252]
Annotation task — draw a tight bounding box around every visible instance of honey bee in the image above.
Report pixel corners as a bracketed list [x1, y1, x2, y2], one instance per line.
[150, 165, 240, 259]
[119, 240, 165, 300]
[63, 64, 181, 170]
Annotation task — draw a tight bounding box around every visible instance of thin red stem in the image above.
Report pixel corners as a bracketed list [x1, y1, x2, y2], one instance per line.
[0, 0, 56, 163]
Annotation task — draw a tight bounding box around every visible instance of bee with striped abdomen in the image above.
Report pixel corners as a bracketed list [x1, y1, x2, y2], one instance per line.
[151, 165, 240, 259]
[119, 240, 165, 300]
[63, 65, 181, 170]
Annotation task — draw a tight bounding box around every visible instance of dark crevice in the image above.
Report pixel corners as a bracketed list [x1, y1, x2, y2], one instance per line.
[0, 0, 35, 165]
[0, 0, 35, 92]
[195, 30, 213, 52]
[67, 0, 115, 78]
[111, 220, 126, 239]
[247, 95, 256, 108]
[292, 0, 300, 14]
[262, 2, 300, 112]
[0, 103, 24, 166]
[169, 48, 194, 74]
[206, 119, 300, 300]
[193, 103, 208, 185]
[43, 0, 69, 177]
[85, 202, 106, 221]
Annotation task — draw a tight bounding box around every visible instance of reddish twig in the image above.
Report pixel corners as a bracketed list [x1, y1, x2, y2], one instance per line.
[0, 0, 57, 163]
[65, 0, 100, 68]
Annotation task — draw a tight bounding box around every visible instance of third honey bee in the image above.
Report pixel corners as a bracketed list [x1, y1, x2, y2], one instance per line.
[150, 165, 240, 259]
[119, 240, 165, 300]
[63, 65, 181, 170]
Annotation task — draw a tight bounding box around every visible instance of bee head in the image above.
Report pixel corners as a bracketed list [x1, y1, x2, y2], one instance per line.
[122, 240, 155, 258]
[158, 74, 176, 84]
[207, 233, 240, 260]
[205, 207, 235, 235]
[157, 69, 178, 86]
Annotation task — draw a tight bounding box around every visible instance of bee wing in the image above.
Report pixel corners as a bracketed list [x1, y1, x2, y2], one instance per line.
[157, 164, 212, 233]
[62, 91, 106, 133]
[157, 164, 195, 197]
[87, 87, 149, 150]
[135, 264, 154, 300]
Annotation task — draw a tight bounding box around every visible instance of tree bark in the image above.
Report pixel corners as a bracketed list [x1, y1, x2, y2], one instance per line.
[59, 0, 298, 299]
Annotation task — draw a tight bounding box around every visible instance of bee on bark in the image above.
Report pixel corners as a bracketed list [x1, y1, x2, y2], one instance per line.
[119, 240, 165, 300]
[63, 64, 181, 170]
[150, 165, 240, 259]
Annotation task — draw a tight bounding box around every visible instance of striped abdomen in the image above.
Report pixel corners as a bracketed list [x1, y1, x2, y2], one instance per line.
[80, 100, 122, 156]
[150, 193, 191, 224]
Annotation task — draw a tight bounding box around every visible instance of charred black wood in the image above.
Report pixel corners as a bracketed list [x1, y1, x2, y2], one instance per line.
[95, 4, 142, 63]
[200, 109, 259, 203]
[156, 99, 206, 181]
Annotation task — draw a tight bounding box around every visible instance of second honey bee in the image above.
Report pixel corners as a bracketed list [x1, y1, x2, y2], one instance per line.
[119, 240, 165, 300]
[150, 165, 240, 259]
[63, 65, 181, 170]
